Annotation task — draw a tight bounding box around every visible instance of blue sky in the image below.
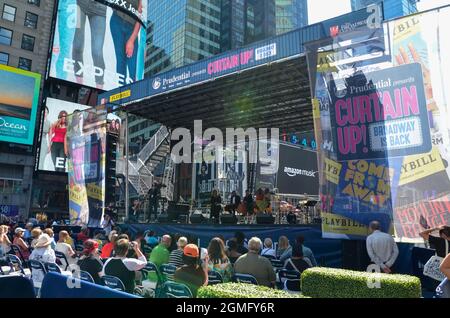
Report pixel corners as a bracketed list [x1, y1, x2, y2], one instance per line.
[308, 0, 450, 24]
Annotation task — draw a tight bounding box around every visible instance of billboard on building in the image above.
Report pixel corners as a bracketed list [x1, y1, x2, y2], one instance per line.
[50, 0, 147, 90]
[67, 106, 107, 226]
[0, 65, 41, 145]
[38, 98, 91, 173]
[306, 6, 450, 241]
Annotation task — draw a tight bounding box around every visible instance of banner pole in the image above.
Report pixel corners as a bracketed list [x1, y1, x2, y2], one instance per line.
[125, 109, 129, 222]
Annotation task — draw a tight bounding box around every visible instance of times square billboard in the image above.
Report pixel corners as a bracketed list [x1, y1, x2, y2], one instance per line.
[49, 0, 147, 90]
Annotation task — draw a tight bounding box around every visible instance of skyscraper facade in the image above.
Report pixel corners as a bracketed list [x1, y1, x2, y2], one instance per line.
[275, 0, 308, 35]
[351, 0, 418, 20]
[145, 0, 222, 77]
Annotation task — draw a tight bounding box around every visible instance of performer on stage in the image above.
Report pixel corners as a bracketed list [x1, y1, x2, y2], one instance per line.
[243, 190, 254, 224]
[229, 191, 241, 216]
[147, 183, 161, 222]
[210, 190, 222, 224]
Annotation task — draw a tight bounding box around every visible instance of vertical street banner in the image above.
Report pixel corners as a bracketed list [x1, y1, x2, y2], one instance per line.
[306, 6, 450, 241]
[67, 108, 107, 226]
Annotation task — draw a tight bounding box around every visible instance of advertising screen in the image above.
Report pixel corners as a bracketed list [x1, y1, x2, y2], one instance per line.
[276, 144, 319, 196]
[0, 65, 41, 145]
[50, 0, 147, 90]
[37, 98, 91, 172]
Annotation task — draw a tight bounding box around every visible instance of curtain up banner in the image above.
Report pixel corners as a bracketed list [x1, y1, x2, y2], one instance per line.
[67, 107, 107, 227]
[305, 6, 450, 241]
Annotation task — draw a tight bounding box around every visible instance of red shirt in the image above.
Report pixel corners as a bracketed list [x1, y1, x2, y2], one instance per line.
[77, 232, 89, 243]
[52, 126, 66, 143]
[101, 242, 114, 259]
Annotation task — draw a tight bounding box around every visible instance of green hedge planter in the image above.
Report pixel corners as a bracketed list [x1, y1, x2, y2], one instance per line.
[301, 267, 422, 298]
[198, 283, 308, 298]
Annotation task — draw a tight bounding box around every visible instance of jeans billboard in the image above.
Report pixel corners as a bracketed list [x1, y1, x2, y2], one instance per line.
[306, 6, 450, 241]
[50, 0, 147, 90]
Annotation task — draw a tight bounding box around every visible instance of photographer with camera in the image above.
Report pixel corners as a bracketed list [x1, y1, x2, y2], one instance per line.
[102, 238, 147, 294]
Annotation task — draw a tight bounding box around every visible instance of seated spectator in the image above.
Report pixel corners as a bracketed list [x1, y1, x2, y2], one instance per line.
[144, 230, 159, 248]
[43, 228, 56, 250]
[234, 237, 276, 288]
[208, 237, 233, 282]
[77, 239, 104, 284]
[0, 225, 12, 257]
[277, 236, 292, 260]
[77, 226, 90, 243]
[226, 239, 242, 264]
[30, 228, 42, 248]
[261, 238, 276, 258]
[149, 234, 171, 268]
[283, 244, 312, 273]
[13, 227, 30, 260]
[23, 223, 33, 240]
[101, 214, 115, 237]
[29, 234, 56, 286]
[174, 244, 208, 297]
[169, 236, 188, 268]
[103, 238, 147, 294]
[279, 235, 317, 266]
[56, 230, 78, 268]
[64, 230, 75, 248]
[101, 231, 118, 259]
[234, 231, 248, 254]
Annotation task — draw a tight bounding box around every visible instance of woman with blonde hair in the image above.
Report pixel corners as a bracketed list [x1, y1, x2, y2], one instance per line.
[13, 227, 30, 261]
[49, 110, 68, 172]
[30, 228, 42, 248]
[0, 225, 11, 257]
[277, 236, 291, 260]
[55, 230, 78, 268]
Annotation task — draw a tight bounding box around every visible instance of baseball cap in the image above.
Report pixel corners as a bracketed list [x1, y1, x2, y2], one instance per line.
[15, 227, 25, 234]
[83, 239, 99, 255]
[183, 244, 199, 258]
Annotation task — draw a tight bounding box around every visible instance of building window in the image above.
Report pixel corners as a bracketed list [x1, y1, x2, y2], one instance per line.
[28, 0, 40, 7]
[21, 34, 35, 51]
[0, 178, 22, 194]
[0, 27, 12, 46]
[0, 52, 8, 65]
[24, 12, 38, 29]
[2, 4, 16, 22]
[18, 57, 32, 70]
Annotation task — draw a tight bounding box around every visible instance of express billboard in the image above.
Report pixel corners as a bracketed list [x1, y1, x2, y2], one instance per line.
[50, 0, 147, 90]
[0, 65, 41, 145]
[37, 98, 91, 173]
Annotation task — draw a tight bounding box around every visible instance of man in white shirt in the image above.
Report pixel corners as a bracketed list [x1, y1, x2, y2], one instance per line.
[366, 221, 399, 274]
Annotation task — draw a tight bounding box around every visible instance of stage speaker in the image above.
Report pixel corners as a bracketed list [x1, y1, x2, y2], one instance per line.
[190, 214, 205, 224]
[220, 214, 238, 225]
[256, 215, 275, 225]
[157, 214, 170, 223]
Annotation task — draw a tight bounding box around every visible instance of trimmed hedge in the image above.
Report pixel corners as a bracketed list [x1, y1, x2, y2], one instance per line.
[301, 267, 421, 298]
[197, 283, 308, 298]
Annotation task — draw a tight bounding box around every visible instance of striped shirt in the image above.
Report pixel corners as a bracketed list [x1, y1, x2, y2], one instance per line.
[169, 249, 185, 268]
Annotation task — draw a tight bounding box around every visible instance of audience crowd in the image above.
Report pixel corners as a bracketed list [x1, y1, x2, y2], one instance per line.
[0, 217, 449, 298]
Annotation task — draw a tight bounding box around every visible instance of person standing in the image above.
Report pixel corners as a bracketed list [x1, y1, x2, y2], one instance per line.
[420, 226, 450, 258]
[72, 0, 107, 89]
[243, 190, 254, 224]
[147, 183, 161, 222]
[229, 191, 241, 217]
[366, 221, 399, 273]
[110, 0, 143, 86]
[210, 190, 222, 224]
[49, 111, 68, 172]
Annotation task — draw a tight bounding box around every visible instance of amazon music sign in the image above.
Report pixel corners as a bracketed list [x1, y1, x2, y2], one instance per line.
[276, 143, 319, 196]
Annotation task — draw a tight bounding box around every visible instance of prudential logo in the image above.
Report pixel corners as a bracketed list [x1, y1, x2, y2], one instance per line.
[152, 77, 162, 90]
[284, 167, 316, 178]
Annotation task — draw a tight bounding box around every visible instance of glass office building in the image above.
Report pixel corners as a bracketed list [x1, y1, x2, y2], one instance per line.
[145, 0, 221, 77]
[351, 0, 418, 19]
[275, 0, 308, 35]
